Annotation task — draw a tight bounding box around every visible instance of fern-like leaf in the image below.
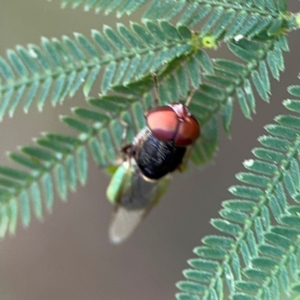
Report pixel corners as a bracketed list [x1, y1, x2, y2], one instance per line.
[189, 35, 288, 140]
[56, 0, 300, 40]
[177, 83, 300, 299]
[0, 30, 290, 243]
[0, 68, 219, 236]
[0, 21, 194, 120]
[0, 6, 292, 263]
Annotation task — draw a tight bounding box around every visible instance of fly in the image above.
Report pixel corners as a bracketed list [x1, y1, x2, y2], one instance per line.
[106, 77, 200, 244]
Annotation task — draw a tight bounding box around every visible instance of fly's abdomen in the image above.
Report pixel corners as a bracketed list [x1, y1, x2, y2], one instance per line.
[135, 129, 186, 180]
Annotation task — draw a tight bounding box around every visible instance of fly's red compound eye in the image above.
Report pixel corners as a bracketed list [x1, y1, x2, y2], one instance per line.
[145, 106, 178, 142]
[145, 103, 200, 147]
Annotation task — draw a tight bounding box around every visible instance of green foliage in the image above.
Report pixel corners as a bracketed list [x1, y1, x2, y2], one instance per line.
[177, 85, 300, 299]
[56, 0, 296, 41]
[0, 28, 289, 236]
[0, 21, 193, 119]
[1, 0, 300, 299]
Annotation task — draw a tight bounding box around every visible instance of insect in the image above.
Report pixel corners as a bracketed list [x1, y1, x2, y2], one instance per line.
[106, 80, 200, 244]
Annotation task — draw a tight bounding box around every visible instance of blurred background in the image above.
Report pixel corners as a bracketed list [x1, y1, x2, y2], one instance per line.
[0, 1, 299, 299]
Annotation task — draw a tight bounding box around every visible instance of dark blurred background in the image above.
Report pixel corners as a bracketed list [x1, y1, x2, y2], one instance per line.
[0, 1, 299, 300]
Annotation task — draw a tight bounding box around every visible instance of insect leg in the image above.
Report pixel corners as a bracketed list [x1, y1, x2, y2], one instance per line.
[185, 89, 196, 107]
[152, 73, 160, 107]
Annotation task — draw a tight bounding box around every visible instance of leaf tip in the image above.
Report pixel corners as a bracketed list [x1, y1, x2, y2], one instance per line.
[243, 159, 254, 167]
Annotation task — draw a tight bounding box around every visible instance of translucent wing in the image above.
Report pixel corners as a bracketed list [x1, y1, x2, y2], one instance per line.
[107, 158, 171, 244]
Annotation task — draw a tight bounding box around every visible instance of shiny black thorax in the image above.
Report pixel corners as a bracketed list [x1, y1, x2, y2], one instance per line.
[131, 128, 186, 180]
